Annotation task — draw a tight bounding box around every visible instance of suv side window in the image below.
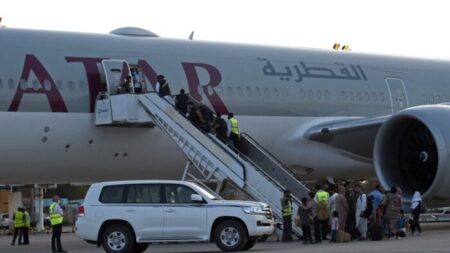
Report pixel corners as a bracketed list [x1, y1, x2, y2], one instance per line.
[126, 184, 161, 203]
[164, 184, 198, 204]
[99, 185, 126, 203]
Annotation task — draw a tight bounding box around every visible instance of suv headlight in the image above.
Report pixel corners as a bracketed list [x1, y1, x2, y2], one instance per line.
[242, 206, 266, 215]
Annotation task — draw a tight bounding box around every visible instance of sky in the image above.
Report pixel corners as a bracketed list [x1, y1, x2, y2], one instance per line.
[1, 0, 450, 59]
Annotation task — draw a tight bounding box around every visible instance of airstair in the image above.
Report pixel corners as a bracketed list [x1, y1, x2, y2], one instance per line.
[95, 59, 312, 235]
[96, 92, 311, 236]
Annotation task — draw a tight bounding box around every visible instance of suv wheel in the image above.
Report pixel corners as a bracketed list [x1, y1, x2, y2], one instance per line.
[102, 224, 135, 253]
[214, 220, 248, 252]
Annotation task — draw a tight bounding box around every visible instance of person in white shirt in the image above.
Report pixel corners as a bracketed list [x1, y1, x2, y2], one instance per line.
[355, 185, 368, 240]
[132, 70, 142, 93]
[331, 210, 339, 242]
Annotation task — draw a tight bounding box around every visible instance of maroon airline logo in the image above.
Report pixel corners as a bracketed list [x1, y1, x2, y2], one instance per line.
[8, 55, 229, 114]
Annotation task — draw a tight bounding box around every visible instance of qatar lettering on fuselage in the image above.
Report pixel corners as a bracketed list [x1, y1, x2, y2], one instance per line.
[8, 54, 229, 114]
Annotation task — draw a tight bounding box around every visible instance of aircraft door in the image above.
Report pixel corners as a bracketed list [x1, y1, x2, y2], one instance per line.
[386, 78, 408, 114]
[101, 60, 134, 95]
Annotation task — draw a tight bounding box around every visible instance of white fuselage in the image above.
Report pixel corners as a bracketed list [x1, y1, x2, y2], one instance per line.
[1, 27, 450, 184]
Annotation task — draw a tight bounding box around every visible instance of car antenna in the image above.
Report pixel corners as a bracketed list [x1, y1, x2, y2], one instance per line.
[188, 31, 194, 40]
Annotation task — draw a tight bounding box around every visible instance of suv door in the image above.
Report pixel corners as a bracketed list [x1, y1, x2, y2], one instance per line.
[122, 184, 164, 240]
[163, 184, 207, 239]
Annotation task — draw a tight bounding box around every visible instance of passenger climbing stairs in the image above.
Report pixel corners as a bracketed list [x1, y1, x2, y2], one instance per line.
[95, 92, 310, 236]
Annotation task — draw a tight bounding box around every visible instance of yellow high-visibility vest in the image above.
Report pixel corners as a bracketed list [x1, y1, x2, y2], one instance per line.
[49, 203, 63, 225]
[13, 211, 24, 228]
[230, 118, 239, 135]
[316, 191, 330, 203]
[281, 198, 293, 216]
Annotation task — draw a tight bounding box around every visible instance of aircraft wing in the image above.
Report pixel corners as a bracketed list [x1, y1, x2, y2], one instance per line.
[304, 115, 389, 158]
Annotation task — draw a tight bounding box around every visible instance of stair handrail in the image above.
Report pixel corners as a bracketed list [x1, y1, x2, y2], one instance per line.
[240, 132, 310, 190]
[140, 92, 246, 182]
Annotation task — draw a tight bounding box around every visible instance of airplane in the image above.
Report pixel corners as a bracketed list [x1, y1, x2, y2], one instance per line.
[0, 26, 449, 206]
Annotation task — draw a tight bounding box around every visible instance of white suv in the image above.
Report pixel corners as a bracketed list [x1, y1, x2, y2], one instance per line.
[0, 213, 9, 229]
[76, 180, 274, 253]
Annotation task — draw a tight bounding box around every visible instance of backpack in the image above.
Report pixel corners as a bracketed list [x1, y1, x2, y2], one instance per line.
[317, 201, 329, 220]
[363, 195, 373, 218]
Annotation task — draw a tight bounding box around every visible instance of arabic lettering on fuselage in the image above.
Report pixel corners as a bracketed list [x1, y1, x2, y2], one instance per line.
[257, 58, 368, 83]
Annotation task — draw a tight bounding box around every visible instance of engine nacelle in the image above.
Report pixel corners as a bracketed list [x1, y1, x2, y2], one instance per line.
[374, 105, 450, 206]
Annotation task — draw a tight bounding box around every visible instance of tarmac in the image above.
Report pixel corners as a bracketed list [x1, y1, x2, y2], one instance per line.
[0, 223, 449, 253]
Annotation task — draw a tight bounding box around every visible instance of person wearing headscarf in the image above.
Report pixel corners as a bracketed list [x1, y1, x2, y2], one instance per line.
[382, 186, 403, 239]
[335, 185, 349, 233]
[410, 191, 422, 235]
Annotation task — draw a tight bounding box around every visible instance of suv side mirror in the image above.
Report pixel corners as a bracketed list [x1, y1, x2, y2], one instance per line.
[191, 194, 204, 203]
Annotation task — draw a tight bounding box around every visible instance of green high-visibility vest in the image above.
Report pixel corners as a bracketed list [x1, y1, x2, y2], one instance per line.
[230, 118, 239, 135]
[281, 197, 293, 216]
[49, 203, 63, 225]
[13, 211, 24, 228]
[316, 191, 330, 203]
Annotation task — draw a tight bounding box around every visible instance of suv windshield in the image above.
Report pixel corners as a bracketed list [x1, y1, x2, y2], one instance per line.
[191, 183, 221, 200]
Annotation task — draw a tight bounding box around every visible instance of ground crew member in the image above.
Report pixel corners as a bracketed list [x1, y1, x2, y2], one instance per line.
[227, 112, 240, 150]
[314, 184, 330, 241]
[23, 209, 30, 245]
[281, 189, 293, 242]
[50, 195, 67, 252]
[11, 207, 24, 245]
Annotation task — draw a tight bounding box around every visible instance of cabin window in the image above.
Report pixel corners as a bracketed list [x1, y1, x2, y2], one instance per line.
[349, 91, 355, 102]
[421, 94, 427, 103]
[379, 92, 385, 102]
[236, 86, 243, 96]
[216, 87, 223, 95]
[57, 80, 64, 91]
[372, 92, 377, 102]
[255, 87, 261, 97]
[264, 88, 270, 98]
[8, 79, 15, 90]
[207, 86, 213, 96]
[245, 87, 252, 97]
[273, 88, 279, 97]
[226, 86, 233, 96]
[32, 80, 40, 91]
[325, 90, 330, 100]
[357, 91, 362, 101]
[316, 90, 322, 100]
[27, 80, 33, 89]
[340, 91, 346, 100]
[364, 92, 369, 101]
[306, 89, 312, 100]
[299, 89, 305, 99]
[20, 79, 27, 90]
[68, 81, 75, 91]
[79, 81, 86, 91]
[44, 80, 51, 91]
[429, 95, 435, 103]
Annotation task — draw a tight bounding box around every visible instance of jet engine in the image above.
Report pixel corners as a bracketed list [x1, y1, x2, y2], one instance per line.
[374, 105, 450, 206]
